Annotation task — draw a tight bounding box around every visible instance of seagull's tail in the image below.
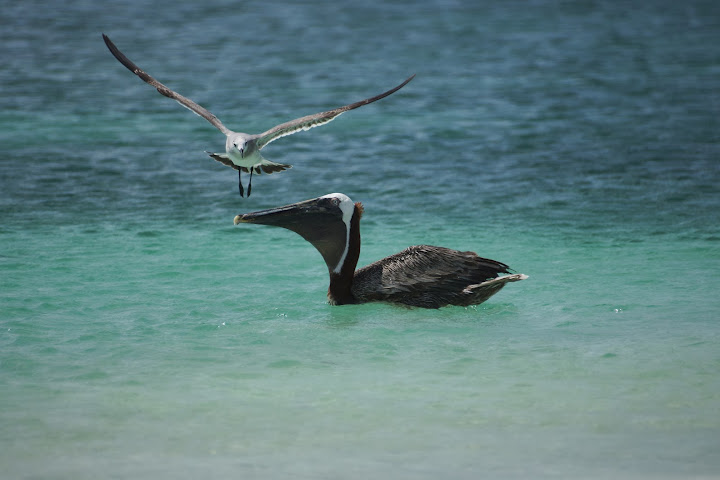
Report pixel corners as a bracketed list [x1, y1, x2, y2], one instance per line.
[205, 152, 291, 174]
[253, 159, 292, 175]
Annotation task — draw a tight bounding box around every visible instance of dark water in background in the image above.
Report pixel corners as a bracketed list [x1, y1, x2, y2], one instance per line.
[2, 1, 719, 478]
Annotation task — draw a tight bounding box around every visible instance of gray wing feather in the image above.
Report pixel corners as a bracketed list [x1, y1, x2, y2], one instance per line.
[255, 74, 415, 150]
[103, 34, 232, 136]
[206, 152, 241, 171]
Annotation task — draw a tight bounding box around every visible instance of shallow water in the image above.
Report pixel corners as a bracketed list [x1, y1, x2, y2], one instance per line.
[2, 1, 720, 478]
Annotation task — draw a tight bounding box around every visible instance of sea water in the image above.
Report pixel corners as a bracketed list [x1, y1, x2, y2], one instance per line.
[1, 1, 719, 478]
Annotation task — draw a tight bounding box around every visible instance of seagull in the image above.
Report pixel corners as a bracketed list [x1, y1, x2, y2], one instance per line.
[102, 34, 415, 197]
[235, 193, 528, 308]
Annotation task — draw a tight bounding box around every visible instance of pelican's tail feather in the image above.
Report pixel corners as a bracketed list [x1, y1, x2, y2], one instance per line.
[460, 274, 528, 306]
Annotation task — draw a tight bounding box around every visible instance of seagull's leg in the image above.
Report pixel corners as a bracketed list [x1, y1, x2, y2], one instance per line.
[247, 168, 254, 197]
[238, 170, 245, 197]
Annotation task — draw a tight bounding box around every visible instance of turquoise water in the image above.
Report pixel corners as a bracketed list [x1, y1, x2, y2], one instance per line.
[2, 1, 720, 478]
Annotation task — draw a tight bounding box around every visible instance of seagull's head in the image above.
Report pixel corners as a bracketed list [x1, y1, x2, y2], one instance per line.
[233, 139, 245, 158]
[228, 134, 247, 158]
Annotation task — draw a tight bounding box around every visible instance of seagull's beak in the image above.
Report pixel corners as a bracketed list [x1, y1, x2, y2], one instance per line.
[240, 148, 244, 158]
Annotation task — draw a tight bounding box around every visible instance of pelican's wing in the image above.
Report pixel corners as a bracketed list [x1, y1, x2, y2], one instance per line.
[255, 74, 415, 150]
[102, 34, 232, 136]
[352, 245, 515, 308]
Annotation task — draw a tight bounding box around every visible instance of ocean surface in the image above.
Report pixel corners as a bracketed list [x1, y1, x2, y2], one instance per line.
[2, 1, 719, 478]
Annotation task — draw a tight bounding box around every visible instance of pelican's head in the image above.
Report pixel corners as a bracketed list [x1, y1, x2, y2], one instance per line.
[234, 193, 363, 274]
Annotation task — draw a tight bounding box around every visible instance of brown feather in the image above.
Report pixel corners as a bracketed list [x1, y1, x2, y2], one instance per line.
[351, 245, 512, 308]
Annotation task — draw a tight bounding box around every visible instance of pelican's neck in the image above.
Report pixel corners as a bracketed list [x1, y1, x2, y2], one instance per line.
[327, 203, 362, 305]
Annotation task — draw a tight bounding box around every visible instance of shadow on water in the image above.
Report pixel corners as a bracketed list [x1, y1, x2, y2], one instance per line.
[321, 296, 526, 330]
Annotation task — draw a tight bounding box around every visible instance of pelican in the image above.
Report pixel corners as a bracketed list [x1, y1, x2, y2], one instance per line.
[102, 34, 415, 197]
[234, 193, 527, 308]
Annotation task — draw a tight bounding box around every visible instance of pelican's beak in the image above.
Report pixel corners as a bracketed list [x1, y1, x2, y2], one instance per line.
[234, 197, 336, 226]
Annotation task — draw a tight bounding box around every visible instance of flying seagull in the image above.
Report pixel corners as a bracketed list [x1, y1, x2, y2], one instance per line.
[235, 193, 528, 308]
[102, 34, 415, 197]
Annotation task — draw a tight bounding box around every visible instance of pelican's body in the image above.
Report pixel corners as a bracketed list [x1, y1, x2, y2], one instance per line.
[235, 193, 527, 308]
[102, 34, 414, 197]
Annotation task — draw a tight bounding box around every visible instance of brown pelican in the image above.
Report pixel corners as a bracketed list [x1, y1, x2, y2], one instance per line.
[234, 193, 527, 308]
[102, 34, 415, 197]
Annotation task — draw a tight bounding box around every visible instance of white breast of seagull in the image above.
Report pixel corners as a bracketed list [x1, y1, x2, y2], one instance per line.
[226, 149, 262, 169]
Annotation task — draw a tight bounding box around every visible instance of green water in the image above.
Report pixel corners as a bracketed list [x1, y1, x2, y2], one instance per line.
[2, 1, 720, 478]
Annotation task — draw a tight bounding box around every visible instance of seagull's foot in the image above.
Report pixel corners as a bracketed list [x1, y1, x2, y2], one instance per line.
[238, 171, 245, 197]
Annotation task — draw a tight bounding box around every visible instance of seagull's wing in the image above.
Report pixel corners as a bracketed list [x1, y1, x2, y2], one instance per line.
[255, 74, 415, 150]
[102, 34, 232, 136]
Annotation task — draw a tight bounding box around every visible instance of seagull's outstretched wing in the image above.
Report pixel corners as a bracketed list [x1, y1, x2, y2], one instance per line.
[255, 74, 415, 150]
[102, 34, 232, 136]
